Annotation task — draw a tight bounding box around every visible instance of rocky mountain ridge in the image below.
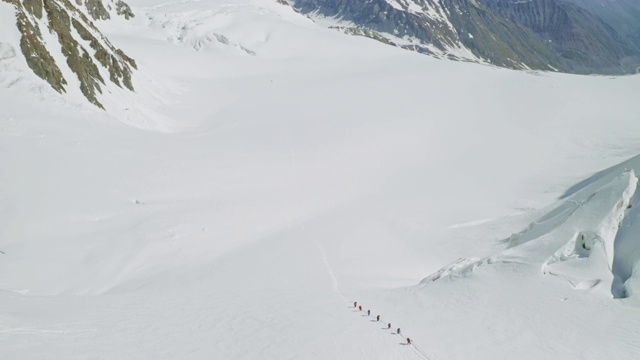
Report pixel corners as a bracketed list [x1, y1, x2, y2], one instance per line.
[1, 0, 137, 108]
[289, 0, 640, 74]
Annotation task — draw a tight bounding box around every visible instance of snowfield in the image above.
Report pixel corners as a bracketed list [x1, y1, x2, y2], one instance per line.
[1, 0, 640, 359]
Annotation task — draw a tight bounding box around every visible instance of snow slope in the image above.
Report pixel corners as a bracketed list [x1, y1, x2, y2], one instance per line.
[1, 0, 640, 359]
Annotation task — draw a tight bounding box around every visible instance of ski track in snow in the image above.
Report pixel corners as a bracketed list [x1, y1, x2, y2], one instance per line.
[314, 213, 431, 359]
[317, 242, 346, 299]
[315, 213, 431, 358]
[348, 301, 431, 360]
[318, 232, 433, 359]
[0, 327, 97, 334]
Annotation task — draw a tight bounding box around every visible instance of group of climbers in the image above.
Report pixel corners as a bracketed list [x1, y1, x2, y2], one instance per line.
[352, 301, 412, 345]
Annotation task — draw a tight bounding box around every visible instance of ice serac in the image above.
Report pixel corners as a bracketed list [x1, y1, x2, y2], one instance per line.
[612, 175, 640, 298]
[422, 164, 640, 300]
[542, 154, 640, 300]
[538, 170, 637, 291]
[1, 0, 137, 108]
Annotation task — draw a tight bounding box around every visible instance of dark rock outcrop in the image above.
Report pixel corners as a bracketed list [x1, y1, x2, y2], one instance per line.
[114, 0, 135, 20]
[82, 0, 110, 21]
[2, 0, 137, 108]
[10, 0, 67, 93]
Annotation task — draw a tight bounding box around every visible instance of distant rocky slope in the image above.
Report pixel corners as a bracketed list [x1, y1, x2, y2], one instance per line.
[482, 0, 639, 74]
[2, 0, 137, 108]
[292, 0, 561, 70]
[564, 0, 640, 67]
[289, 0, 640, 74]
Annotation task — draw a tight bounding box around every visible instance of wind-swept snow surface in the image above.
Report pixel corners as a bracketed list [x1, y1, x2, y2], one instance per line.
[1, 0, 640, 359]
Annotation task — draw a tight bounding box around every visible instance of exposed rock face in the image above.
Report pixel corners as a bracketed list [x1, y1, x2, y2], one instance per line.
[482, 0, 639, 73]
[75, 0, 135, 21]
[11, 0, 67, 93]
[441, 0, 561, 70]
[82, 0, 110, 20]
[564, 0, 640, 61]
[291, 0, 640, 74]
[293, 0, 460, 53]
[115, 0, 134, 20]
[2, 0, 137, 108]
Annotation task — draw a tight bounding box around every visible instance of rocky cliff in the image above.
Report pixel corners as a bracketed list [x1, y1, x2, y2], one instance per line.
[2, 0, 137, 108]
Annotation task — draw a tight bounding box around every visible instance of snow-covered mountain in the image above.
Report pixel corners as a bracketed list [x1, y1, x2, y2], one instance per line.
[290, 0, 640, 74]
[1, 0, 640, 359]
